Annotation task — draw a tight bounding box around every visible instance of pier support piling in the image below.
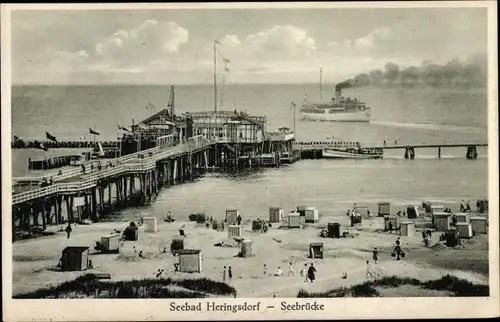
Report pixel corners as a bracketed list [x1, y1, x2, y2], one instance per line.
[91, 188, 98, 222]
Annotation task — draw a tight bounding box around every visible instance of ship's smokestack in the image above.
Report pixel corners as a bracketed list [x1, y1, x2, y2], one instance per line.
[335, 79, 355, 102]
[335, 86, 341, 103]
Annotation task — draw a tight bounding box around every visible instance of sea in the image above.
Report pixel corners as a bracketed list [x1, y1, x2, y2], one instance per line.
[10, 84, 489, 221]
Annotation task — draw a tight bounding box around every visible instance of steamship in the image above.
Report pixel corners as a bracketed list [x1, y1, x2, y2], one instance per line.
[301, 74, 371, 122]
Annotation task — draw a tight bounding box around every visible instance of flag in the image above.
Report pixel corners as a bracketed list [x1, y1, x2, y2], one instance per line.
[117, 124, 129, 132]
[13, 135, 26, 148]
[291, 102, 297, 110]
[146, 102, 155, 111]
[224, 66, 230, 73]
[34, 140, 48, 151]
[214, 39, 221, 45]
[223, 58, 231, 64]
[89, 128, 100, 135]
[45, 131, 57, 142]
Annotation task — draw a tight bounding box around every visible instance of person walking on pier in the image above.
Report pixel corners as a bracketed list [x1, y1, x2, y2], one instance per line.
[460, 200, 465, 212]
[465, 201, 471, 212]
[65, 223, 72, 239]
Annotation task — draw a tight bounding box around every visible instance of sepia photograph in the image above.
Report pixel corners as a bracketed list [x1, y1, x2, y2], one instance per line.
[2, 1, 498, 320]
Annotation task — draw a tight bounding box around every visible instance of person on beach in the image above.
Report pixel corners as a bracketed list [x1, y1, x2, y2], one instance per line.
[396, 237, 401, 247]
[88, 259, 93, 269]
[274, 267, 283, 276]
[263, 264, 268, 276]
[228, 266, 232, 281]
[65, 223, 72, 239]
[424, 236, 430, 247]
[365, 260, 374, 278]
[288, 262, 295, 276]
[393, 245, 403, 261]
[138, 250, 144, 258]
[307, 263, 317, 283]
[372, 248, 379, 264]
[388, 221, 393, 234]
[302, 264, 309, 282]
[222, 266, 227, 282]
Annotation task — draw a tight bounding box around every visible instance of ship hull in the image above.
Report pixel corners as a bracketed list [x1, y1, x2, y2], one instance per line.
[300, 111, 370, 122]
[301, 110, 370, 122]
[323, 149, 382, 159]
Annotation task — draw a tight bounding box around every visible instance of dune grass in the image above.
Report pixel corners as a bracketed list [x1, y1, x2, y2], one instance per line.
[14, 274, 237, 299]
[297, 275, 489, 298]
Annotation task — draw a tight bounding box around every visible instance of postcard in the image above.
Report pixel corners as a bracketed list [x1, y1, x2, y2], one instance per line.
[2, 1, 498, 321]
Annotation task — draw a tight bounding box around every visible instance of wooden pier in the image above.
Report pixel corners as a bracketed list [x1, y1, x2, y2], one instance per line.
[11, 135, 213, 239]
[11, 130, 301, 240]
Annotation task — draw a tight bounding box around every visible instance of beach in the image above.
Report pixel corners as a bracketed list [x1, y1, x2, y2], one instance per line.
[12, 206, 489, 298]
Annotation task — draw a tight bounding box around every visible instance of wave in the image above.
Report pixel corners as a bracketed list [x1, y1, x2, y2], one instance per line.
[370, 120, 484, 134]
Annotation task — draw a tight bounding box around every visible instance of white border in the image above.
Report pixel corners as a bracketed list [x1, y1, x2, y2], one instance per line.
[2, 2, 499, 321]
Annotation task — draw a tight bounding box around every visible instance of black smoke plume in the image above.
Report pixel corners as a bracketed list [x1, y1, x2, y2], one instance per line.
[336, 54, 487, 89]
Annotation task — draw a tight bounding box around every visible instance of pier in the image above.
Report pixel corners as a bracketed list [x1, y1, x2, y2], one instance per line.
[11, 132, 298, 239]
[295, 141, 488, 159]
[11, 135, 214, 238]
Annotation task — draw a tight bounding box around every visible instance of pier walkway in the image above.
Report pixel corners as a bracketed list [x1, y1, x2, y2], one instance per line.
[295, 141, 487, 159]
[295, 141, 488, 150]
[12, 135, 211, 205]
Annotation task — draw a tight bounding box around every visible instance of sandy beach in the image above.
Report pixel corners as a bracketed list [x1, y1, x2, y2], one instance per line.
[12, 210, 489, 298]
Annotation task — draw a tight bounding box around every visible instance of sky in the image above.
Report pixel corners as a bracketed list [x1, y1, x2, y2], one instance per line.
[10, 6, 488, 85]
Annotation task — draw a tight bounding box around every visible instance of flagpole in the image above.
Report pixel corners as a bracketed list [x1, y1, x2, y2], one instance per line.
[320, 67, 323, 100]
[292, 102, 296, 135]
[214, 40, 217, 113]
